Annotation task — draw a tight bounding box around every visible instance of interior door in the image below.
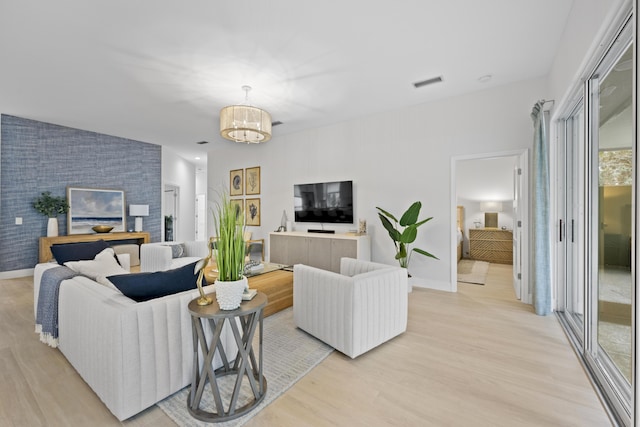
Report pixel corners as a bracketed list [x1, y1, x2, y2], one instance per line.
[512, 155, 524, 299]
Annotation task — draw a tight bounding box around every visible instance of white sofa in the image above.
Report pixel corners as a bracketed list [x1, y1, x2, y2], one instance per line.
[33, 262, 234, 421]
[293, 258, 408, 359]
[140, 240, 208, 272]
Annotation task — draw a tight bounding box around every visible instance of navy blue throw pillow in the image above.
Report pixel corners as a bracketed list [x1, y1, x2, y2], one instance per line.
[107, 261, 205, 302]
[51, 240, 109, 265]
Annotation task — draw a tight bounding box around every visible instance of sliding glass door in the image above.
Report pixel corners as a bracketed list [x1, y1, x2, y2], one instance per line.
[561, 101, 585, 342]
[556, 15, 634, 426]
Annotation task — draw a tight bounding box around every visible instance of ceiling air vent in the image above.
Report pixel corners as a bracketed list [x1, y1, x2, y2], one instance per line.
[413, 76, 443, 88]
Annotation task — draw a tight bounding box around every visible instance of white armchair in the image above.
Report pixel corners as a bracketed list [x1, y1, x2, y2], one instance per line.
[293, 258, 408, 359]
[139, 241, 208, 272]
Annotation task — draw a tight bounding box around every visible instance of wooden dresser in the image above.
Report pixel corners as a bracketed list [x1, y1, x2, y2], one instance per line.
[468, 228, 513, 264]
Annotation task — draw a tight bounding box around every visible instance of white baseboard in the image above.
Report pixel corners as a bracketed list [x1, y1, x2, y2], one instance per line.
[0, 268, 34, 279]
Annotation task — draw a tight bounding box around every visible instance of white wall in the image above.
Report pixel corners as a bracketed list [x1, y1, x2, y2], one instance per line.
[208, 77, 547, 291]
[548, 0, 626, 108]
[162, 146, 196, 242]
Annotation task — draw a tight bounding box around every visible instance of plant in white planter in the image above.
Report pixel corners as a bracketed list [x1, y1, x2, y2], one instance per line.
[32, 191, 69, 237]
[210, 191, 247, 309]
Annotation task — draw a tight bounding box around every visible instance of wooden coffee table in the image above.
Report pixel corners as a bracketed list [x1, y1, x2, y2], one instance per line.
[204, 263, 293, 317]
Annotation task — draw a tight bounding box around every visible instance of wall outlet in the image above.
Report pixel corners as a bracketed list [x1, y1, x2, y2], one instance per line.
[15, 217, 22, 225]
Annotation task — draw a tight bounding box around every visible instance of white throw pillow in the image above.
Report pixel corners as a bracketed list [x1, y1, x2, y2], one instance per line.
[65, 248, 129, 289]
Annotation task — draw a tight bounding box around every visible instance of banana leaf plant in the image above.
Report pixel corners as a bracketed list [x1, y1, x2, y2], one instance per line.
[376, 201, 438, 270]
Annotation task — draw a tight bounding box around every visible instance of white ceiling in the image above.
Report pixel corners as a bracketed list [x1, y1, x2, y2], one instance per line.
[0, 1, 574, 166]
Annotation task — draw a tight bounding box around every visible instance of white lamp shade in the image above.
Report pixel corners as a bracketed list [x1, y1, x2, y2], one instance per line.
[129, 204, 149, 216]
[479, 201, 503, 212]
[220, 105, 272, 143]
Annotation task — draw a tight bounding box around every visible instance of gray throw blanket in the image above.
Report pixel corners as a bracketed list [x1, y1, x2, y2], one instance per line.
[35, 266, 78, 348]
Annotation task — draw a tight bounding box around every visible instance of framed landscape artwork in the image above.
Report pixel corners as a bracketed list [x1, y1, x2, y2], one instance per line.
[246, 198, 261, 226]
[230, 169, 244, 196]
[67, 187, 125, 234]
[245, 166, 261, 195]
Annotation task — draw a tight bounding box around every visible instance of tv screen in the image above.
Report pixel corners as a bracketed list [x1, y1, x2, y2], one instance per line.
[294, 180, 353, 224]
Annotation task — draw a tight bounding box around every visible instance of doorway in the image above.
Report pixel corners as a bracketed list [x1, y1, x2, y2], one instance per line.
[164, 184, 179, 242]
[451, 150, 528, 301]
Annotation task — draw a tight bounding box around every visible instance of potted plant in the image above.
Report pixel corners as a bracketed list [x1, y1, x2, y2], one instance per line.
[376, 201, 438, 273]
[32, 191, 69, 237]
[200, 191, 247, 308]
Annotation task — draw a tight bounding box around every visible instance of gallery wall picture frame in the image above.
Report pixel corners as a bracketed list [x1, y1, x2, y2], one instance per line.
[230, 198, 245, 218]
[67, 187, 126, 234]
[245, 166, 261, 195]
[230, 169, 244, 196]
[245, 198, 261, 226]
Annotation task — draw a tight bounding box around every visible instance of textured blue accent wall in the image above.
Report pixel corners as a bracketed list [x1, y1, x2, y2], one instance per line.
[0, 114, 161, 272]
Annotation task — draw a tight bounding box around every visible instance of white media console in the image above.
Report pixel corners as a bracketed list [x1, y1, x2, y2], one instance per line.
[269, 231, 371, 273]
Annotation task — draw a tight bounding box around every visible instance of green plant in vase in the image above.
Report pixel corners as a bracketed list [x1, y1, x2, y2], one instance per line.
[32, 191, 69, 237]
[195, 191, 247, 307]
[33, 191, 69, 218]
[376, 201, 438, 272]
[213, 192, 246, 283]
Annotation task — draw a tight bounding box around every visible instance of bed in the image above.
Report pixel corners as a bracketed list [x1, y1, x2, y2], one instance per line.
[456, 206, 464, 261]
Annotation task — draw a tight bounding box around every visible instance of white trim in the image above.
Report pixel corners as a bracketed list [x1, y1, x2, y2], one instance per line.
[0, 268, 34, 279]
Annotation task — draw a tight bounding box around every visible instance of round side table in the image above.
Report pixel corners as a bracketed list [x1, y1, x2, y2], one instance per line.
[187, 292, 268, 422]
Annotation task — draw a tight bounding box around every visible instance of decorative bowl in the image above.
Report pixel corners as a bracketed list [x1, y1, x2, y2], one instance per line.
[92, 225, 114, 233]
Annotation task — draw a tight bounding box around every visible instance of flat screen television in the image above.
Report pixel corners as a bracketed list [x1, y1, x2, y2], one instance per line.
[294, 180, 353, 224]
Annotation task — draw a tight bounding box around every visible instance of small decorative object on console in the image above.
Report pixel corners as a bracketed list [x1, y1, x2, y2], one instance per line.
[92, 225, 114, 233]
[358, 219, 367, 234]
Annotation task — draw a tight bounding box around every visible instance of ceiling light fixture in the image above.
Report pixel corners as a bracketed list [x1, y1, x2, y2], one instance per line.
[220, 85, 272, 144]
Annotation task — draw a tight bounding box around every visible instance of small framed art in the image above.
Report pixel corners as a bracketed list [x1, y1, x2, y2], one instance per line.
[230, 199, 244, 218]
[245, 198, 261, 226]
[245, 166, 261, 195]
[230, 169, 244, 196]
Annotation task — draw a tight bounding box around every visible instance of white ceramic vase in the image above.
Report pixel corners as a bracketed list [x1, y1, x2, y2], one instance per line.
[47, 217, 59, 237]
[215, 277, 248, 310]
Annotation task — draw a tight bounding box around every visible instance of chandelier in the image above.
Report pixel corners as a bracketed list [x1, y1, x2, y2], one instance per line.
[219, 85, 272, 144]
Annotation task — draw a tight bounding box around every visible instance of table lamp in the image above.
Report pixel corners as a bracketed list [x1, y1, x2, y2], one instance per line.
[129, 204, 149, 232]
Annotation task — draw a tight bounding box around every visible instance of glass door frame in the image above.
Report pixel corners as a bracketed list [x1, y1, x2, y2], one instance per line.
[555, 12, 635, 426]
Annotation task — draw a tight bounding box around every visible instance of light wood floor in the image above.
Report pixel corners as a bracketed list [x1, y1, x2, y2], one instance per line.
[0, 264, 611, 426]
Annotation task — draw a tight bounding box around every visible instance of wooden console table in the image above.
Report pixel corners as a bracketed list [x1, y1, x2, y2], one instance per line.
[39, 231, 150, 263]
[269, 232, 370, 273]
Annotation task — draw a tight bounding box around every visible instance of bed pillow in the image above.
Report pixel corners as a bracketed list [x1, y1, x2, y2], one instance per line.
[107, 261, 204, 302]
[64, 248, 129, 282]
[51, 240, 109, 265]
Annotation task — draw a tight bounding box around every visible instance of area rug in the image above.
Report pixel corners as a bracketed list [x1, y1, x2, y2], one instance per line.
[156, 307, 333, 427]
[457, 259, 490, 285]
